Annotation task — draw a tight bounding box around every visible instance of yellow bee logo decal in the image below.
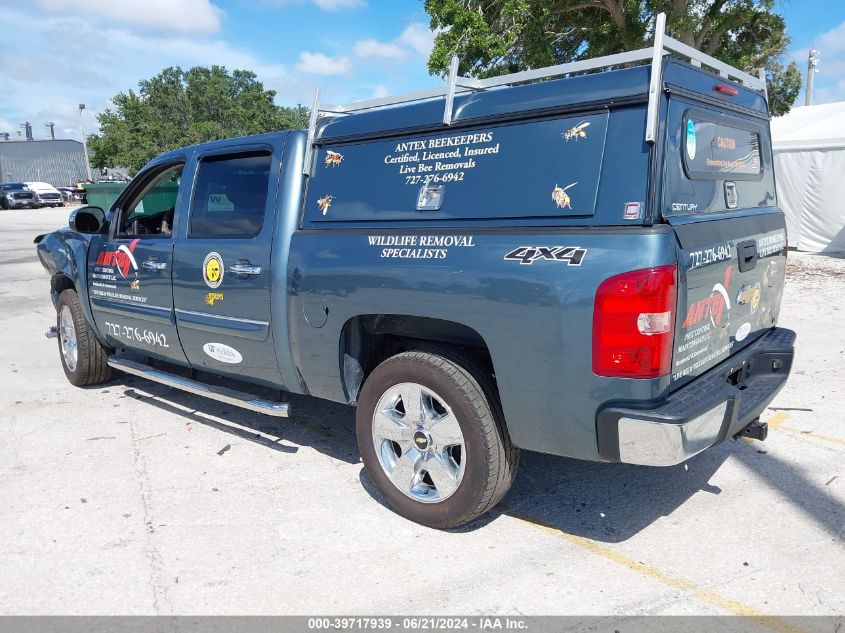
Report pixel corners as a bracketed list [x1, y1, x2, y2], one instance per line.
[563, 121, 590, 141]
[202, 252, 224, 289]
[317, 195, 334, 215]
[324, 151, 343, 167]
[551, 182, 577, 210]
[129, 278, 140, 291]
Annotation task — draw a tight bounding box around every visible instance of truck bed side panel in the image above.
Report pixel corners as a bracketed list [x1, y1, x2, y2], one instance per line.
[288, 228, 677, 461]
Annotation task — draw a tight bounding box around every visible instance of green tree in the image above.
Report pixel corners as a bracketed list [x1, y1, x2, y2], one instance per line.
[425, 0, 801, 116]
[89, 66, 310, 173]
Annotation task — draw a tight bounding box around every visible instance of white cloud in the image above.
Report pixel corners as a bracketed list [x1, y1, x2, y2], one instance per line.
[792, 19, 845, 104]
[295, 51, 352, 75]
[312, 0, 364, 9]
[815, 20, 845, 57]
[354, 38, 407, 60]
[12, 0, 224, 33]
[0, 7, 295, 141]
[258, 0, 364, 11]
[398, 23, 436, 58]
[351, 22, 435, 64]
[371, 85, 390, 98]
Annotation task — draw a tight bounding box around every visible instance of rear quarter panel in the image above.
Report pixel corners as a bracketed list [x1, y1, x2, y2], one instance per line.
[288, 227, 677, 460]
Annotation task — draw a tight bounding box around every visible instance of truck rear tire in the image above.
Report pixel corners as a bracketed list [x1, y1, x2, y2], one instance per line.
[56, 289, 111, 386]
[356, 351, 519, 529]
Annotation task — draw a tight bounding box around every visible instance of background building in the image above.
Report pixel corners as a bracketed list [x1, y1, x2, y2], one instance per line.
[0, 139, 88, 186]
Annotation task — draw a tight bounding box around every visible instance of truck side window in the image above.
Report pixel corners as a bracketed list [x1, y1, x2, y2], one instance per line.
[118, 164, 183, 237]
[189, 152, 271, 238]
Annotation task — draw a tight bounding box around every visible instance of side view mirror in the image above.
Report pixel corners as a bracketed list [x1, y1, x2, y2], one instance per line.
[69, 206, 107, 234]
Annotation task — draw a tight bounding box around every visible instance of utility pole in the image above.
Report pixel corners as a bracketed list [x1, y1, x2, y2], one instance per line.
[805, 49, 820, 106]
[78, 104, 93, 181]
[45, 122, 55, 140]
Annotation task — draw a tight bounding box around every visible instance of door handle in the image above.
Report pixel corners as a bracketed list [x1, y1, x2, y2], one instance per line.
[737, 240, 757, 273]
[227, 263, 262, 276]
[142, 259, 167, 271]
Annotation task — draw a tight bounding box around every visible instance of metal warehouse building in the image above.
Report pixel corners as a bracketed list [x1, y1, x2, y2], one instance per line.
[0, 140, 88, 187]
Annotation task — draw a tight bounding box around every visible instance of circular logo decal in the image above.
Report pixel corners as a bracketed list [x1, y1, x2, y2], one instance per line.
[203, 252, 224, 289]
[686, 119, 697, 161]
[735, 322, 751, 342]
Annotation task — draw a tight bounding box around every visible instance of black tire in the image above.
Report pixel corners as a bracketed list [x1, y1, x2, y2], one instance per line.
[56, 289, 111, 386]
[356, 350, 519, 529]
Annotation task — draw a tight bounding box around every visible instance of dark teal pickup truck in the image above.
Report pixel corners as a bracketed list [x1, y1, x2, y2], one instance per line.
[35, 17, 795, 528]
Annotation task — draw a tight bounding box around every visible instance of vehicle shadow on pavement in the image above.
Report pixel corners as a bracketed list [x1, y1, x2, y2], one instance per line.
[477, 438, 843, 543]
[730, 439, 845, 541]
[461, 448, 727, 541]
[362, 437, 843, 542]
[115, 375, 360, 465]
[109, 374, 843, 543]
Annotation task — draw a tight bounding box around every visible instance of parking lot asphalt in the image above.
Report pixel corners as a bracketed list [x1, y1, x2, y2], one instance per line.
[0, 207, 843, 618]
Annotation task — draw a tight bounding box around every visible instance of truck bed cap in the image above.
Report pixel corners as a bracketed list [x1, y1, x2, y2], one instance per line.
[316, 60, 768, 144]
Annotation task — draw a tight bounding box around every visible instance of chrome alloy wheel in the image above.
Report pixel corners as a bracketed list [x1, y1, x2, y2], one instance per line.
[59, 304, 78, 372]
[371, 382, 466, 503]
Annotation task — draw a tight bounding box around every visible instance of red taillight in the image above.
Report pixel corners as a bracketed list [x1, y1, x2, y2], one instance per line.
[714, 84, 739, 96]
[592, 265, 677, 379]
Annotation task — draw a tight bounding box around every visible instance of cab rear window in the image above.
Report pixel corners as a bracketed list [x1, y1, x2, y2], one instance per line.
[682, 115, 762, 180]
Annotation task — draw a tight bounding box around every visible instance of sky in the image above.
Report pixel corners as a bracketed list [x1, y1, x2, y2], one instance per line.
[0, 0, 843, 143]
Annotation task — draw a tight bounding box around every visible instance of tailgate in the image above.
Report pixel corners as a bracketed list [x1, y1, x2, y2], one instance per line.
[669, 211, 786, 385]
[662, 95, 786, 387]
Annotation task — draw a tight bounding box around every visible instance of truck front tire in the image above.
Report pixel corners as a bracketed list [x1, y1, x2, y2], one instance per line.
[356, 351, 519, 529]
[56, 289, 111, 386]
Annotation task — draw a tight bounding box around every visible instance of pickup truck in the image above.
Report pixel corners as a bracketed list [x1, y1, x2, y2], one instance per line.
[35, 18, 795, 528]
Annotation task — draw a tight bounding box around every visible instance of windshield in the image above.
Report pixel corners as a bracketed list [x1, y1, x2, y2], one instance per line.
[1, 183, 25, 191]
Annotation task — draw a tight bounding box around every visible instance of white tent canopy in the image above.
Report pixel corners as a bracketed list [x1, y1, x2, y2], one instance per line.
[771, 101, 845, 253]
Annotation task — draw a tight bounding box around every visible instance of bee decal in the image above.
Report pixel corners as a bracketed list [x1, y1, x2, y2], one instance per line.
[317, 195, 334, 215]
[563, 121, 590, 141]
[129, 278, 140, 291]
[551, 183, 577, 210]
[324, 150, 343, 167]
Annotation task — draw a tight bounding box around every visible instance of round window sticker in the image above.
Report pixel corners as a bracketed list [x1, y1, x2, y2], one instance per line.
[686, 119, 697, 160]
[203, 252, 224, 289]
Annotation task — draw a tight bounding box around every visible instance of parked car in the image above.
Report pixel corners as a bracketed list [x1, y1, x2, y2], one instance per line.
[34, 16, 795, 529]
[58, 187, 85, 203]
[0, 182, 39, 209]
[25, 182, 64, 207]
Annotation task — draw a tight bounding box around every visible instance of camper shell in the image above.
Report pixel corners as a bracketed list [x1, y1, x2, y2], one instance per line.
[36, 15, 795, 528]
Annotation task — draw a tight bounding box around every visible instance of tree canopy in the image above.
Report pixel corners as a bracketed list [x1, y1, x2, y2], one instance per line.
[425, 0, 801, 116]
[89, 66, 309, 173]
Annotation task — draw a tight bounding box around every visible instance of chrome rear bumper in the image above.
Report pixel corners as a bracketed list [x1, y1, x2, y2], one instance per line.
[597, 328, 795, 466]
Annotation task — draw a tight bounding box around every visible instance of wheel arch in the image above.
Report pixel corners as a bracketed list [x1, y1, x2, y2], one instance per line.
[339, 314, 497, 406]
[51, 272, 75, 304]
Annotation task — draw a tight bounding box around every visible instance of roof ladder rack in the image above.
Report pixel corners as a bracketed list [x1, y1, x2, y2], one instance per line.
[302, 12, 767, 174]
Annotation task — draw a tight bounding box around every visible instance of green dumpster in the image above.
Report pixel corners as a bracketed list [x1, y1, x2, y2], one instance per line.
[84, 182, 129, 212]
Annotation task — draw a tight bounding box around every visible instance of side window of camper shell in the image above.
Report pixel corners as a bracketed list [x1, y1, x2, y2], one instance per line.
[303, 112, 610, 224]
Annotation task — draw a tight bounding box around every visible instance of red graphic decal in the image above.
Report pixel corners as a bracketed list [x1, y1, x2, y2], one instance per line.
[681, 266, 732, 329]
[96, 238, 140, 278]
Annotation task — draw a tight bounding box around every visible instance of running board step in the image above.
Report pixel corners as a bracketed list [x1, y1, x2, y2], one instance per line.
[107, 357, 290, 417]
